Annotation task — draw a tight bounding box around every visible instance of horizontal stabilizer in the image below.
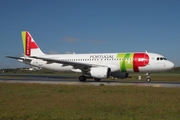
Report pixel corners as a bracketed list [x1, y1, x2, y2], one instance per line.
[6, 56, 24, 60]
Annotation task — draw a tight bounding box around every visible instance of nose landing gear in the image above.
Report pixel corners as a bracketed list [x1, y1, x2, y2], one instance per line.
[146, 72, 151, 82]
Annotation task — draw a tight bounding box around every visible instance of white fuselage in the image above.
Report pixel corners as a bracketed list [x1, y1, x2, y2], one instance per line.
[22, 52, 174, 73]
[8, 31, 175, 82]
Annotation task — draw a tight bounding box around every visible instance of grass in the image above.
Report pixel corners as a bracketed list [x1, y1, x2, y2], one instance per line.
[0, 83, 180, 120]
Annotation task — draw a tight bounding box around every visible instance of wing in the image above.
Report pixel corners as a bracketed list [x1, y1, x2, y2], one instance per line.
[30, 56, 103, 71]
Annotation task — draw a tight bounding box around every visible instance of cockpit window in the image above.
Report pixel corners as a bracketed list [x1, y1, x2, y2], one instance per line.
[157, 57, 167, 60]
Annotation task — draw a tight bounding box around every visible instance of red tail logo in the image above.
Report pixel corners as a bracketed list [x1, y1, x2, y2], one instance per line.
[25, 32, 38, 56]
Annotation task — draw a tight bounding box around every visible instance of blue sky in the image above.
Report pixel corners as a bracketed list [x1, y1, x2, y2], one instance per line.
[0, 0, 180, 68]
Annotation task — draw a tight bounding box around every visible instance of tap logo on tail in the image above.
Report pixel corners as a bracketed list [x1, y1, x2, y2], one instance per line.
[22, 31, 39, 56]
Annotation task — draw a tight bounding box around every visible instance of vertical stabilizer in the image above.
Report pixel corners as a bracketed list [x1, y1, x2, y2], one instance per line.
[22, 31, 45, 56]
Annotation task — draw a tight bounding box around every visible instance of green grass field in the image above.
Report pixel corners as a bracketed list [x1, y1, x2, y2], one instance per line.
[0, 83, 180, 120]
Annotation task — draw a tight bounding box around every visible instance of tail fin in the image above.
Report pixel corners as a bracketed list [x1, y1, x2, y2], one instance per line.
[21, 31, 45, 56]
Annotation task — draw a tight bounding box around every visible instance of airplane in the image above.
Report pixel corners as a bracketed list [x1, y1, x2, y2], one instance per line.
[6, 31, 174, 82]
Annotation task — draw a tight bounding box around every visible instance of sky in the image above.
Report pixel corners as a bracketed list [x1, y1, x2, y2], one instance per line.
[0, 0, 180, 68]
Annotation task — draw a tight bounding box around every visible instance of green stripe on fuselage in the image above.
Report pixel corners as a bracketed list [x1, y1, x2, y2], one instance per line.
[117, 53, 134, 72]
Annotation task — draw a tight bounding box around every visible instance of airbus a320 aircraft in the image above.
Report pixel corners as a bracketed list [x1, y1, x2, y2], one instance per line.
[7, 31, 174, 82]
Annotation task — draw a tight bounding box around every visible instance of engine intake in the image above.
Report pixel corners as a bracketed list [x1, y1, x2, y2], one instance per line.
[90, 66, 111, 78]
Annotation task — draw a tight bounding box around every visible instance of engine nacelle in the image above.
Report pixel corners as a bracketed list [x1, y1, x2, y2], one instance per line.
[90, 67, 111, 79]
[111, 72, 129, 78]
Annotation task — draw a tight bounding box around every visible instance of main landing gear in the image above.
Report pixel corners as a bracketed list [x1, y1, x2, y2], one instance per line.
[79, 76, 86, 81]
[146, 72, 151, 82]
[79, 76, 101, 82]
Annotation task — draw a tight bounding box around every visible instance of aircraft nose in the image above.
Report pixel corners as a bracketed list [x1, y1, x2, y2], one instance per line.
[167, 61, 174, 69]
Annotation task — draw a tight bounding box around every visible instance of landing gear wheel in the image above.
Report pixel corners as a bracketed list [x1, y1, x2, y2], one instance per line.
[146, 72, 151, 82]
[146, 78, 151, 82]
[79, 76, 86, 82]
[94, 78, 101, 81]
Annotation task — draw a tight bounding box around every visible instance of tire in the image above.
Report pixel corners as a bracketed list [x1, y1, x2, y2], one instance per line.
[79, 76, 86, 82]
[146, 78, 151, 82]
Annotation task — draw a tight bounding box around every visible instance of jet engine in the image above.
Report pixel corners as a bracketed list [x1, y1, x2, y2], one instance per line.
[90, 66, 111, 78]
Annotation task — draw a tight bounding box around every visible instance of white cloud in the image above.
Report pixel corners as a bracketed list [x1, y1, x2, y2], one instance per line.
[61, 36, 79, 43]
[65, 51, 75, 54]
[48, 50, 59, 54]
[61, 36, 106, 45]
